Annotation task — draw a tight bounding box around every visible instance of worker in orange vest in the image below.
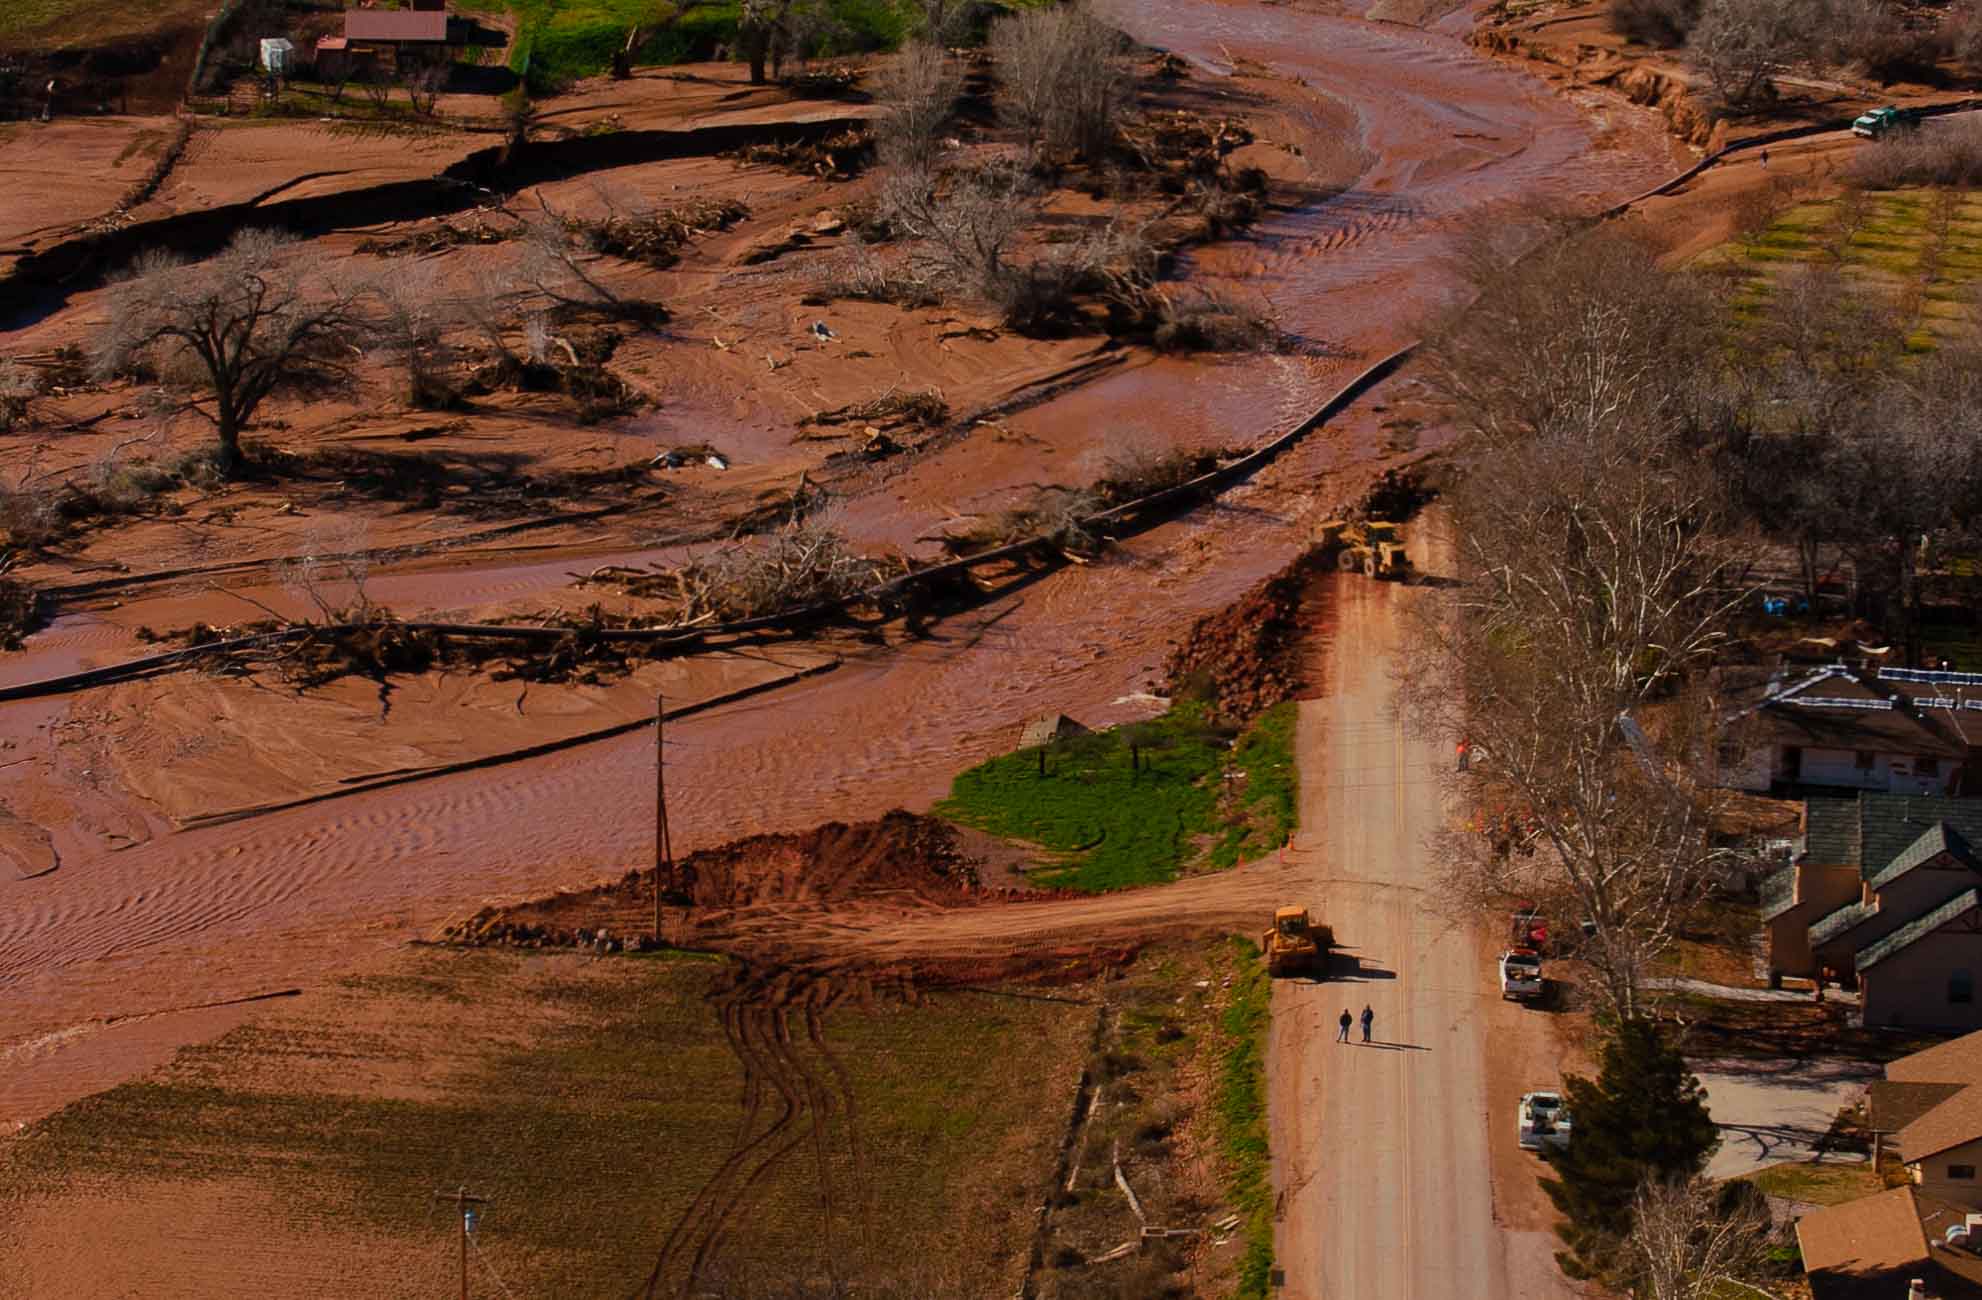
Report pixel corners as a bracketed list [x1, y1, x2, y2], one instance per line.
[1457, 738, 1471, 772]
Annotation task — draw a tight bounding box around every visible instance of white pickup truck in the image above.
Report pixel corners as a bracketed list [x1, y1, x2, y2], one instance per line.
[1519, 1091, 1572, 1153]
[1499, 948, 1544, 1002]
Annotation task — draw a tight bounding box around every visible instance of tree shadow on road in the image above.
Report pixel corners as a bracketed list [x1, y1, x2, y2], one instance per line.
[1325, 949, 1397, 982]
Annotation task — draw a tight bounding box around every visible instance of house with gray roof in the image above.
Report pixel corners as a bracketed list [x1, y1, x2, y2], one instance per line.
[1765, 794, 1982, 1029]
[1725, 663, 1975, 798]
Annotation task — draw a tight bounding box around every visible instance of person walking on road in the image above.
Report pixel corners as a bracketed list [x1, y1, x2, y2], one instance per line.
[1337, 1009, 1352, 1043]
[1360, 1004, 1374, 1043]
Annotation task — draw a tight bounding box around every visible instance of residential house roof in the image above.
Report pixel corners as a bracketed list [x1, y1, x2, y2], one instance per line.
[1728, 662, 1970, 765]
[1813, 899, 1880, 947]
[1871, 825, 1982, 893]
[1798, 1185, 1982, 1299]
[1889, 1028, 1982, 1086]
[1805, 795, 1982, 878]
[1858, 889, 1982, 974]
[1872, 1081, 1969, 1134]
[1899, 1077, 1982, 1164]
[343, 9, 450, 42]
[1798, 1186, 1934, 1299]
[1762, 863, 1802, 922]
[1884, 668, 1982, 750]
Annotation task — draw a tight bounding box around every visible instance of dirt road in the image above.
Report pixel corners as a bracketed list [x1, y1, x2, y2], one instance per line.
[1269, 530, 1576, 1299]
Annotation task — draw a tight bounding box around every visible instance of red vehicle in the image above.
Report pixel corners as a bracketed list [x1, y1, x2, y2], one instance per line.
[1510, 903, 1550, 954]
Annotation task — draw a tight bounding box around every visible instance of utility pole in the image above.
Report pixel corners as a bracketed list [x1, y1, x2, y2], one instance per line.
[655, 690, 672, 943]
[433, 1186, 489, 1300]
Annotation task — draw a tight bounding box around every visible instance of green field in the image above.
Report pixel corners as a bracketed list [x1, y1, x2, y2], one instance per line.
[471, 0, 912, 89]
[1714, 187, 1982, 350]
[936, 700, 1300, 892]
[0, 947, 1089, 1297]
[0, 0, 211, 43]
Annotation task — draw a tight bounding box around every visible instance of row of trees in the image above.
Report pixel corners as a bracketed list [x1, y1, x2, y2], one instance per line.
[1613, 0, 1982, 109]
[1420, 208, 1982, 1285]
[86, 201, 662, 474]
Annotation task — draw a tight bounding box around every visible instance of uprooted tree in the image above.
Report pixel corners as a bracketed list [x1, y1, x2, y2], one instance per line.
[94, 229, 377, 473]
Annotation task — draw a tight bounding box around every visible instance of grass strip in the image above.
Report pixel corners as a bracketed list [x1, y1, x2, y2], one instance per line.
[1216, 939, 1275, 1299]
[936, 701, 1297, 892]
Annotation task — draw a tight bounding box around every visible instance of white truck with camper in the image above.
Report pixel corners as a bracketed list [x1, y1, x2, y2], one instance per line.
[1519, 1091, 1572, 1153]
[1499, 948, 1544, 1003]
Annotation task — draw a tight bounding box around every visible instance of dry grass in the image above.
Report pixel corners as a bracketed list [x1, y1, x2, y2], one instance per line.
[0, 946, 1092, 1298]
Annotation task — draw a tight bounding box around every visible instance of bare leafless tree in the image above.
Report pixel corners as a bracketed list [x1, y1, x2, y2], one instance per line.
[403, 62, 447, 116]
[1416, 426, 1752, 1020]
[874, 42, 962, 174]
[909, 0, 982, 46]
[1426, 222, 1722, 448]
[1688, 0, 1814, 111]
[882, 160, 1033, 302]
[375, 260, 459, 407]
[1624, 1176, 1774, 1300]
[278, 519, 376, 622]
[990, 4, 1127, 162]
[94, 229, 377, 473]
[0, 359, 36, 434]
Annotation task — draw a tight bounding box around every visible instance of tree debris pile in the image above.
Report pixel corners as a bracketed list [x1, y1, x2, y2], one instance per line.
[354, 218, 518, 258]
[736, 127, 875, 180]
[798, 387, 951, 432]
[1118, 109, 1256, 180]
[1164, 550, 1322, 724]
[160, 604, 685, 690]
[939, 446, 1223, 559]
[581, 523, 893, 624]
[565, 197, 751, 269]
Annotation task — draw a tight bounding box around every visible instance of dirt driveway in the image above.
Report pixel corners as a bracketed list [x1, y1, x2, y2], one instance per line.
[1268, 524, 1580, 1299]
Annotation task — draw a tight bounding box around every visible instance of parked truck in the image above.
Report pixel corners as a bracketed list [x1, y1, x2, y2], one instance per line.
[1499, 948, 1545, 1003]
[1853, 106, 1921, 139]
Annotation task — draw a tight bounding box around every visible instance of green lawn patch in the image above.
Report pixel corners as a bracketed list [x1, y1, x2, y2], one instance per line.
[493, 0, 906, 89]
[1216, 940, 1275, 1300]
[936, 701, 1298, 892]
[1746, 1160, 1883, 1206]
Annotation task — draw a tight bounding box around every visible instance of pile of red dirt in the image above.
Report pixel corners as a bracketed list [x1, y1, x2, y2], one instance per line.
[446, 810, 982, 946]
[1163, 550, 1323, 724]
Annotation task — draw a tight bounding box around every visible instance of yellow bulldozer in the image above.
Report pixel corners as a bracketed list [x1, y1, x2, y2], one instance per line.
[1262, 906, 1332, 978]
[1316, 518, 1410, 581]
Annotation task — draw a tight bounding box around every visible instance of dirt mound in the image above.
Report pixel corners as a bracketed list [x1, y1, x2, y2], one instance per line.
[448, 810, 981, 945]
[1163, 551, 1323, 724]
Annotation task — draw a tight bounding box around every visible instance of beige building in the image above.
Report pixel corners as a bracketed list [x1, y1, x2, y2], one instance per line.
[1762, 794, 1982, 1029]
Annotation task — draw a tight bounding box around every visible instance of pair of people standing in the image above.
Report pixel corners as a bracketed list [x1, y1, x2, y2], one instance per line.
[1336, 1005, 1374, 1043]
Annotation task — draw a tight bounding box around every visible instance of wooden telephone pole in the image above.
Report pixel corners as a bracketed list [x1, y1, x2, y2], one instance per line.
[433, 1186, 489, 1300]
[655, 691, 673, 943]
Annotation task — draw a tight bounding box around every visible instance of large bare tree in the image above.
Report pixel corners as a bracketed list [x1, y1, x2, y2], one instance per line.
[1624, 1176, 1774, 1300]
[1415, 224, 1754, 1021]
[94, 229, 375, 472]
[989, 4, 1126, 163]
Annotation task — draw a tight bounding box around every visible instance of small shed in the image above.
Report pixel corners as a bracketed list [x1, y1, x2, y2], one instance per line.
[1020, 714, 1090, 749]
[314, 35, 350, 80]
[259, 37, 294, 73]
